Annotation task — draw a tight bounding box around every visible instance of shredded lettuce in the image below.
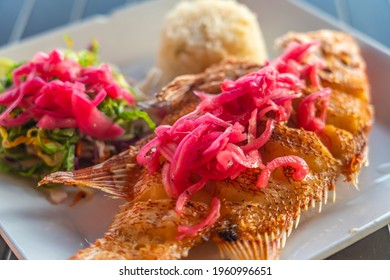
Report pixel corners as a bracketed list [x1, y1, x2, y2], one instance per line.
[63, 36, 100, 67]
[99, 98, 156, 132]
[120, 109, 156, 131]
[0, 58, 19, 92]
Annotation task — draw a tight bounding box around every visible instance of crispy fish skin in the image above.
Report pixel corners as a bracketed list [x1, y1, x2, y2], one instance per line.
[277, 29, 371, 102]
[39, 30, 373, 260]
[156, 60, 260, 125]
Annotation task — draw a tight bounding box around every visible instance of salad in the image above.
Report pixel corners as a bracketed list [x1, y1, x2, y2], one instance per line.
[0, 40, 154, 184]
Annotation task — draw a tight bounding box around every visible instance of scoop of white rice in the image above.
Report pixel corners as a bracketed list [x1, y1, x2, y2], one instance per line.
[156, 0, 267, 85]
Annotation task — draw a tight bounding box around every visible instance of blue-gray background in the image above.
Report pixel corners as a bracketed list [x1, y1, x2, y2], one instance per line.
[0, 0, 389, 50]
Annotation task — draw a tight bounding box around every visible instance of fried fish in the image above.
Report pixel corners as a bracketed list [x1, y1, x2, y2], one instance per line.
[39, 30, 373, 260]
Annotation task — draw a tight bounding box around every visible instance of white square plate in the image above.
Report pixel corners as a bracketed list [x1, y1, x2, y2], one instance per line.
[0, 0, 389, 260]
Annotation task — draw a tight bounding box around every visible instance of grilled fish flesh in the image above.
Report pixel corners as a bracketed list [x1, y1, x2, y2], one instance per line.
[39, 30, 373, 260]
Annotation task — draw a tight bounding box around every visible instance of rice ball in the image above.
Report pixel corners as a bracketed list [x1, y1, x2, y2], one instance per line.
[157, 0, 267, 85]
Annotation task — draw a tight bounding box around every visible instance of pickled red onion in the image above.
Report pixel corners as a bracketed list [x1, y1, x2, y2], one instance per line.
[0, 49, 134, 140]
[256, 156, 310, 189]
[176, 197, 221, 240]
[297, 88, 331, 132]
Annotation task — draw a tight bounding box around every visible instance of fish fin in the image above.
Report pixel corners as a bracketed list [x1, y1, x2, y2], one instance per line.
[214, 232, 283, 260]
[38, 147, 140, 199]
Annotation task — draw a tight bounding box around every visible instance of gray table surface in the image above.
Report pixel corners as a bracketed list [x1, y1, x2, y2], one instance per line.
[0, 0, 389, 260]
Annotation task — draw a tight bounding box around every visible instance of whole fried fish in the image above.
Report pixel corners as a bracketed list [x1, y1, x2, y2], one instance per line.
[39, 30, 373, 260]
